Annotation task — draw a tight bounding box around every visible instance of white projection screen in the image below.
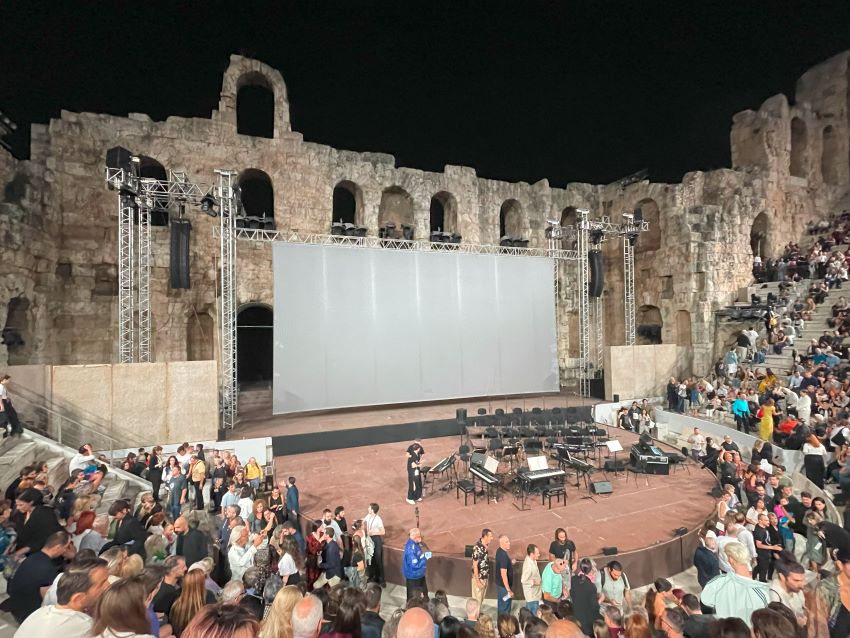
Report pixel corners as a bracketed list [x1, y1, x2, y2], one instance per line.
[272, 243, 558, 414]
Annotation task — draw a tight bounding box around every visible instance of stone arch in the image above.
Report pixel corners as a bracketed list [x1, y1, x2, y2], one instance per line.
[636, 305, 662, 345]
[238, 169, 275, 229]
[237, 303, 273, 386]
[332, 180, 364, 227]
[237, 77, 274, 138]
[821, 125, 841, 185]
[676, 310, 692, 347]
[750, 211, 769, 258]
[634, 198, 661, 252]
[137, 156, 169, 226]
[217, 55, 291, 138]
[2, 296, 30, 365]
[499, 199, 524, 239]
[560, 206, 579, 249]
[187, 310, 214, 361]
[430, 191, 458, 234]
[378, 186, 414, 238]
[790, 117, 807, 178]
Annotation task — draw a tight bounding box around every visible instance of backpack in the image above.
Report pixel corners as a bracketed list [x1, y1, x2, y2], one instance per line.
[600, 568, 629, 592]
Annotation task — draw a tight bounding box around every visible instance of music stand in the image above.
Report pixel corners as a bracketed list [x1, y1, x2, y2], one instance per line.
[605, 440, 624, 478]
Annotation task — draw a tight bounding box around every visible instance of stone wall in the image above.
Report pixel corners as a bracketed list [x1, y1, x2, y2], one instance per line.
[1, 51, 849, 389]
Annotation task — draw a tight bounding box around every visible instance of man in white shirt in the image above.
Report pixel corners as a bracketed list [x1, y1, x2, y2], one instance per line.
[688, 427, 706, 460]
[768, 557, 806, 624]
[69, 444, 95, 474]
[14, 557, 109, 638]
[701, 542, 768, 628]
[228, 525, 264, 583]
[716, 513, 755, 573]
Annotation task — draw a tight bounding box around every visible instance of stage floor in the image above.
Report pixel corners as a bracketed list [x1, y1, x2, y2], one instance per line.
[273, 429, 717, 560]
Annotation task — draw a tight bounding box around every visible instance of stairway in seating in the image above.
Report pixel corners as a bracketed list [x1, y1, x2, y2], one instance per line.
[0, 430, 150, 516]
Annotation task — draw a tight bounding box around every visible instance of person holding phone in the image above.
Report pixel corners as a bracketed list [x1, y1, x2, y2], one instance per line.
[403, 527, 430, 601]
[406, 441, 426, 504]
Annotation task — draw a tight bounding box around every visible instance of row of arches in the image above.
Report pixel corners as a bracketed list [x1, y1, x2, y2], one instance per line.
[635, 306, 692, 347]
[789, 117, 841, 184]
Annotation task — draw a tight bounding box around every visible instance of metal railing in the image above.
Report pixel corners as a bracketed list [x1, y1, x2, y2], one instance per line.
[8, 383, 145, 463]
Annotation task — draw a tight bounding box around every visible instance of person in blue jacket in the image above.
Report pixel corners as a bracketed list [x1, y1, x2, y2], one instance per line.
[285, 476, 300, 519]
[731, 395, 751, 433]
[403, 527, 430, 601]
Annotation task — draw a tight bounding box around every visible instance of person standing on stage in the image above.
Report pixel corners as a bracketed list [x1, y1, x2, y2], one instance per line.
[495, 535, 515, 615]
[403, 527, 430, 601]
[471, 528, 493, 605]
[365, 502, 386, 588]
[406, 440, 425, 504]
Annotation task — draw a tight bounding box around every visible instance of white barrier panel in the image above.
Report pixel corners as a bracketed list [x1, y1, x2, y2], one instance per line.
[107, 436, 273, 468]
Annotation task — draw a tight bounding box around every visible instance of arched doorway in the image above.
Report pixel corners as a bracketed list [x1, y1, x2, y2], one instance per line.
[822, 125, 840, 185]
[2, 296, 30, 365]
[237, 304, 273, 386]
[499, 199, 524, 239]
[138, 157, 169, 226]
[634, 199, 661, 252]
[237, 73, 275, 138]
[187, 311, 214, 361]
[676, 310, 692, 346]
[430, 191, 458, 235]
[332, 180, 363, 227]
[239, 169, 275, 229]
[751, 212, 768, 258]
[790, 117, 807, 178]
[378, 186, 414, 238]
[636, 305, 662, 345]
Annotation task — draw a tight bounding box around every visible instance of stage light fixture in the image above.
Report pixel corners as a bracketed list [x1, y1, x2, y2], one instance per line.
[401, 224, 415, 241]
[354, 226, 368, 238]
[450, 232, 461, 244]
[500, 236, 512, 247]
[590, 229, 605, 244]
[626, 232, 639, 246]
[430, 231, 444, 243]
[331, 221, 345, 236]
[200, 195, 219, 217]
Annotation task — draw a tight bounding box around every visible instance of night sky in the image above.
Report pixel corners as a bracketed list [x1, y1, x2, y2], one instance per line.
[2, 2, 850, 186]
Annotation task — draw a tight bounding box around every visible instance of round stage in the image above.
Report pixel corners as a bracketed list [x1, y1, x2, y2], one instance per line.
[274, 426, 718, 594]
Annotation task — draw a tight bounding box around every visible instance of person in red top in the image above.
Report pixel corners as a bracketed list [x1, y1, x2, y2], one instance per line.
[602, 604, 625, 638]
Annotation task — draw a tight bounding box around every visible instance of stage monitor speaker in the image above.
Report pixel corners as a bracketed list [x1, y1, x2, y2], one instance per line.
[456, 408, 467, 425]
[589, 250, 604, 297]
[603, 459, 627, 472]
[673, 527, 688, 537]
[591, 481, 613, 495]
[645, 461, 670, 475]
[602, 546, 618, 555]
[170, 219, 192, 289]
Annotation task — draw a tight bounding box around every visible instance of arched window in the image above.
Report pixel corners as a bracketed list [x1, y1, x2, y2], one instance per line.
[237, 73, 275, 138]
[138, 156, 169, 226]
[239, 169, 275, 229]
[751, 212, 768, 258]
[634, 199, 661, 252]
[822, 125, 840, 185]
[237, 304, 273, 385]
[636, 305, 662, 345]
[499, 199, 524, 239]
[378, 186, 414, 239]
[187, 311, 214, 361]
[332, 180, 363, 227]
[790, 117, 807, 178]
[430, 191, 458, 235]
[2, 296, 30, 365]
[676, 310, 692, 347]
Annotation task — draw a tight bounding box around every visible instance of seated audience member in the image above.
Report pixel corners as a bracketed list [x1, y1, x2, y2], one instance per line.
[292, 594, 325, 638]
[174, 515, 208, 567]
[105, 498, 149, 558]
[91, 575, 158, 638]
[7, 530, 75, 623]
[679, 594, 715, 638]
[13, 556, 108, 638]
[12, 487, 63, 556]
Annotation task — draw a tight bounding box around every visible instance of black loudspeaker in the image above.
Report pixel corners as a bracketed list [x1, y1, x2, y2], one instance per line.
[589, 250, 604, 297]
[603, 459, 627, 472]
[589, 378, 605, 400]
[602, 546, 618, 555]
[456, 408, 467, 425]
[673, 527, 688, 537]
[613, 394, 620, 402]
[591, 481, 613, 495]
[106, 146, 133, 171]
[645, 461, 670, 475]
[170, 219, 192, 289]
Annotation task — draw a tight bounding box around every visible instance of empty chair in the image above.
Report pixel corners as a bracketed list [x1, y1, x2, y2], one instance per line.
[458, 444, 471, 476]
[488, 437, 504, 457]
[525, 438, 543, 454]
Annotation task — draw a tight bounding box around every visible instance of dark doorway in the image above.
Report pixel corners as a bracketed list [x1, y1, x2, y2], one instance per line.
[333, 183, 357, 225]
[237, 82, 274, 138]
[239, 169, 275, 228]
[237, 304, 273, 386]
[3, 296, 30, 365]
[138, 157, 169, 226]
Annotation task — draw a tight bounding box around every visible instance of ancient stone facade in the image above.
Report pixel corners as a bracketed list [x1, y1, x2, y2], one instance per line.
[1, 52, 849, 387]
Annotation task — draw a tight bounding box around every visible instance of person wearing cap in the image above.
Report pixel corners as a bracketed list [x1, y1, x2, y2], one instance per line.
[693, 530, 720, 589]
[810, 547, 850, 637]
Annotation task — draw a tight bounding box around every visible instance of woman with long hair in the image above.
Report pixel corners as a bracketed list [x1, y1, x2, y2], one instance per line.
[497, 615, 520, 638]
[278, 536, 305, 586]
[93, 575, 157, 638]
[260, 584, 303, 638]
[475, 615, 497, 638]
[623, 612, 652, 638]
[758, 399, 776, 442]
[162, 455, 180, 483]
[802, 432, 827, 488]
[248, 499, 273, 535]
[306, 521, 328, 589]
[170, 568, 216, 636]
[644, 578, 674, 630]
[323, 589, 362, 638]
[182, 603, 260, 638]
